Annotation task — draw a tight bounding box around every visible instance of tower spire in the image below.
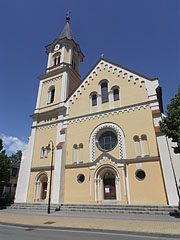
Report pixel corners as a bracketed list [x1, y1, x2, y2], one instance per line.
[57, 12, 74, 40]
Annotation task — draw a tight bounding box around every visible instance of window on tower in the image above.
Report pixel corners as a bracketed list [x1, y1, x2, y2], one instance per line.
[53, 53, 61, 66]
[47, 86, 55, 104]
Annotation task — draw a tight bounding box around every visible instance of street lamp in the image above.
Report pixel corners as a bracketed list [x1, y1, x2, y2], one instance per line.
[46, 140, 55, 214]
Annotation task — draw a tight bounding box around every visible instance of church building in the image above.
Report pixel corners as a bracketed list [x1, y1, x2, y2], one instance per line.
[15, 16, 179, 206]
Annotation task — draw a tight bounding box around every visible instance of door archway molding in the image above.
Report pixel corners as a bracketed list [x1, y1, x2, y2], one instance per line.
[94, 164, 121, 201]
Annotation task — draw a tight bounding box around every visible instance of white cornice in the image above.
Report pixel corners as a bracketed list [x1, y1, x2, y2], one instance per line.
[42, 75, 62, 85]
[68, 59, 159, 105]
[33, 100, 158, 129]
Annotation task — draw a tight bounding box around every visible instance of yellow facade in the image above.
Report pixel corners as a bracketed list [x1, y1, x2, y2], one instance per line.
[17, 17, 179, 207]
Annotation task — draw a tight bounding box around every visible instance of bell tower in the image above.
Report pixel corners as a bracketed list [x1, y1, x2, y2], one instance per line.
[15, 15, 84, 204]
[34, 14, 84, 115]
[46, 15, 83, 75]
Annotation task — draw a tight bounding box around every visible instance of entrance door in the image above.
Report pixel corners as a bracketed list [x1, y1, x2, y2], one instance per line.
[41, 181, 47, 200]
[103, 172, 116, 199]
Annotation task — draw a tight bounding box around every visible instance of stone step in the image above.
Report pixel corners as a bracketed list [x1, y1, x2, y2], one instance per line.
[59, 204, 178, 215]
[6, 203, 59, 211]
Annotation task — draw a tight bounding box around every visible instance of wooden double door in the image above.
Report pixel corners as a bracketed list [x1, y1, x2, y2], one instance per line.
[103, 172, 116, 199]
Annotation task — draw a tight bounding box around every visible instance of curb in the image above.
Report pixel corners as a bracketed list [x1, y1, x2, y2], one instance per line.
[0, 222, 180, 239]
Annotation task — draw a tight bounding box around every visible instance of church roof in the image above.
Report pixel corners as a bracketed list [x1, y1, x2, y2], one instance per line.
[57, 15, 74, 41]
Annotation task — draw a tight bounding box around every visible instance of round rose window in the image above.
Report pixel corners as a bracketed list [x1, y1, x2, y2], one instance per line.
[97, 131, 118, 151]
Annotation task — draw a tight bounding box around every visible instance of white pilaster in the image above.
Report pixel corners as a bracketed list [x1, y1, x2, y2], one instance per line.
[60, 46, 65, 63]
[94, 179, 97, 201]
[46, 52, 52, 70]
[34, 81, 43, 113]
[97, 94, 101, 112]
[15, 120, 37, 203]
[156, 134, 179, 205]
[89, 96, 92, 113]
[52, 119, 64, 204]
[98, 178, 102, 201]
[125, 164, 131, 204]
[60, 72, 69, 102]
[77, 147, 80, 163]
[109, 90, 114, 109]
[139, 138, 144, 157]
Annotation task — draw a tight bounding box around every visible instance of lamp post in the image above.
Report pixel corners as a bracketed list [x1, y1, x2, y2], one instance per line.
[46, 140, 54, 214]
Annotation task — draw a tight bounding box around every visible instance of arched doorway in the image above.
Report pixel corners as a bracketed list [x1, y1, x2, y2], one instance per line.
[94, 165, 121, 202]
[103, 172, 116, 199]
[33, 173, 48, 201]
[40, 176, 48, 200]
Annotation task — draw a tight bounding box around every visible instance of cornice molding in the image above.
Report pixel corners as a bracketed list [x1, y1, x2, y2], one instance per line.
[65, 155, 160, 169]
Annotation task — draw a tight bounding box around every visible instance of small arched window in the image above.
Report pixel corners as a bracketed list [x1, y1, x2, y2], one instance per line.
[79, 143, 83, 148]
[113, 88, 119, 101]
[141, 134, 150, 156]
[40, 147, 45, 158]
[133, 135, 141, 158]
[101, 82, 108, 103]
[92, 94, 97, 106]
[53, 54, 61, 66]
[47, 86, 55, 104]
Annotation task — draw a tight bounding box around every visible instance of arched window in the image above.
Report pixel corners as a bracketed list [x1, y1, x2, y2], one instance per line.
[47, 86, 55, 104]
[133, 135, 141, 158]
[40, 147, 45, 158]
[72, 144, 78, 163]
[92, 94, 97, 106]
[101, 82, 108, 103]
[53, 53, 61, 66]
[113, 88, 119, 101]
[141, 134, 150, 156]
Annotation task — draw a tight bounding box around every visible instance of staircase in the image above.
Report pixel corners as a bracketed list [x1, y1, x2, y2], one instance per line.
[59, 203, 179, 215]
[6, 202, 59, 212]
[5, 202, 179, 215]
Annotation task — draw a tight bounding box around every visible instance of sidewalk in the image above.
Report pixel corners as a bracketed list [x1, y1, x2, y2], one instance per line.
[0, 209, 180, 236]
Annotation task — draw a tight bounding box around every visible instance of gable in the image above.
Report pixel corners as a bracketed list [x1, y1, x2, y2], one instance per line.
[66, 58, 159, 118]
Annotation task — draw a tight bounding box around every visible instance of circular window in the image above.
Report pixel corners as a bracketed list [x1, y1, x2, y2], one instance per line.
[136, 170, 146, 181]
[77, 174, 85, 183]
[97, 130, 118, 151]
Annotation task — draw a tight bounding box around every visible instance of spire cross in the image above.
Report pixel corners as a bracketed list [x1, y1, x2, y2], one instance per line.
[66, 11, 71, 22]
[101, 53, 104, 58]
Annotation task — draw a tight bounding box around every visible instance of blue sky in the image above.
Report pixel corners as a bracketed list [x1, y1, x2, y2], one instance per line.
[0, 0, 179, 155]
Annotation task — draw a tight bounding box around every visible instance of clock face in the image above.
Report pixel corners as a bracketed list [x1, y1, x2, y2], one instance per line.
[74, 48, 78, 56]
[54, 44, 60, 51]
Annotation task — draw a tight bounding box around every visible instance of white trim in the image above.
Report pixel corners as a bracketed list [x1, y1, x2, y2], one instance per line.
[35, 81, 43, 113]
[122, 169, 126, 196]
[90, 172, 92, 197]
[139, 137, 144, 157]
[46, 52, 52, 70]
[60, 72, 69, 102]
[60, 46, 65, 63]
[90, 122, 126, 162]
[156, 134, 179, 205]
[94, 179, 97, 201]
[109, 90, 114, 109]
[15, 120, 37, 203]
[77, 147, 80, 164]
[94, 164, 121, 202]
[52, 114, 66, 204]
[126, 164, 131, 204]
[67, 59, 159, 105]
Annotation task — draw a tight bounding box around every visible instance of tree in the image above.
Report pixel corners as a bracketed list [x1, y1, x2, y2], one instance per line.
[160, 83, 180, 153]
[0, 138, 10, 196]
[9, 150, 22, 163]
